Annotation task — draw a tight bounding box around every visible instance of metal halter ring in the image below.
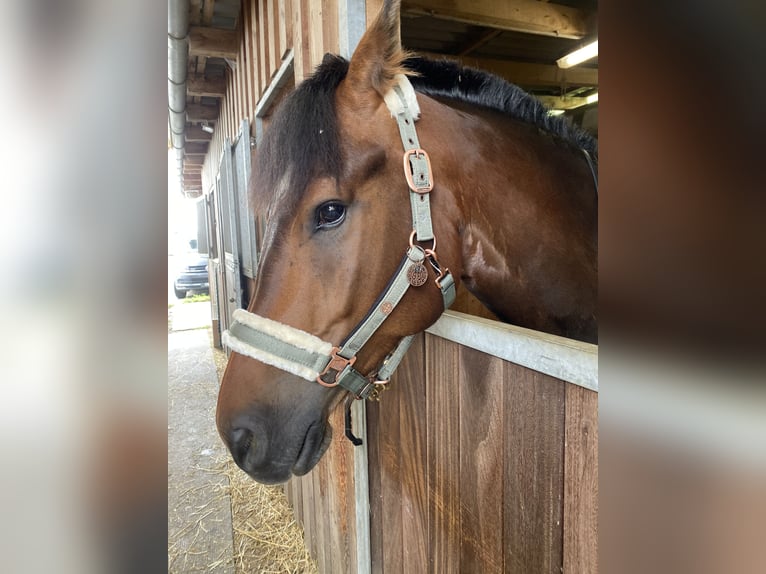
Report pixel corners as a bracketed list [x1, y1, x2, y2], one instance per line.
[409, 229, 435, 252]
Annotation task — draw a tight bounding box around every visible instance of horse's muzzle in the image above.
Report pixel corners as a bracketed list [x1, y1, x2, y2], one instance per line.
[224, 413, 330, 484]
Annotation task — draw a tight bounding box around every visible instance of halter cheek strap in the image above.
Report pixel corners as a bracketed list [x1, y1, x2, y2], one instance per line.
[222, 75, 455, 442]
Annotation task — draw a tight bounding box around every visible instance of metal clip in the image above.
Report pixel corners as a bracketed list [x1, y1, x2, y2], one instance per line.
[316, 348, 356, 387]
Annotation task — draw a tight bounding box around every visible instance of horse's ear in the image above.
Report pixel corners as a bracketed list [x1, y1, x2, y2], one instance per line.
[345, 0, 408, 99]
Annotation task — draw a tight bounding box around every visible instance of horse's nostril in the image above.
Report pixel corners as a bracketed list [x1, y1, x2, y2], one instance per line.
[230, 427, 254, 466]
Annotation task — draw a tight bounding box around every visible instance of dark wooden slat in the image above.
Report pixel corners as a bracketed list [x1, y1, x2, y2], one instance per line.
[187, 74, 227, 97]
[258, 0, 270, 98]
[186, 103, 219, 122]
[458, 346, 505, 573]
[563, 385, 598, 574]
[325, 407, 348, 574]
[379, 360, 404, 573]
[366, 399, 384, 574]
[425, 333, 461, 574]
[185, 125, 213, 141]
[504, 367, 566, 573]
[398, 334, 428, 572]
[314, 454, 328, 572]
[301, 471, 317, 564]
[185, 142, 209, 154]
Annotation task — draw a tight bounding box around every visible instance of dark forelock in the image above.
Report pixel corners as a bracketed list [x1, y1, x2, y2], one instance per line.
[252, 54, 349, 214]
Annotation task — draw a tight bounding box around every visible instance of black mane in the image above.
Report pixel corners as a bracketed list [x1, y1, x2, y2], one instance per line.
[255, 53, 597, 211]
[406, 56, 598, 158]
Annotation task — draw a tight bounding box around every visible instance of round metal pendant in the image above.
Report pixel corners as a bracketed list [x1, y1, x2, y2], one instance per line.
[407, 263, 428, 287]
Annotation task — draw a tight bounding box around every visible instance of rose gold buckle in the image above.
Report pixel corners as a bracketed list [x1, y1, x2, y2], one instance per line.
[316, 347, 356, 387]
[403, 149, 433, 193]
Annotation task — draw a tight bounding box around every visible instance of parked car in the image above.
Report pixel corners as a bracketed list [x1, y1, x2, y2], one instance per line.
[174, 255, 209, 299]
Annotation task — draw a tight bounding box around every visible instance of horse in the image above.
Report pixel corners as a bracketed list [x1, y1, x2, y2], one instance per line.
[216, 0, 597, 484]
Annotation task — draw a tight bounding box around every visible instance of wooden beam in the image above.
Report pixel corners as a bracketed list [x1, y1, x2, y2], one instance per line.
[185, 142, 209, 154]
[189, 26, 239, 60]
[185, 103, 219, 122]
[184, 125, 213, 141]
[183, 155, 205, 165]
[419, 52, 597, 87]
[201, 0, 215, 25]
[535, 95, 594, 110]
[458, 29, 502, 57]
[401, 0, 589, 39]
[187, 74, 226, 97]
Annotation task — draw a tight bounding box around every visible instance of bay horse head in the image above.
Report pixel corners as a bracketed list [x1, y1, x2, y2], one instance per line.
[217, 0, 597, 484]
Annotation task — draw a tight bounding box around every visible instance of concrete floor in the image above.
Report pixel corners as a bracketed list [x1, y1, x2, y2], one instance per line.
[168, 301, 235, 573]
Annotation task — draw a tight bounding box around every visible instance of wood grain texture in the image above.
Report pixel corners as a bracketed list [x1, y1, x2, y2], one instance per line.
[378, 360, 403, 573]
[242, 0, 253, 116]
[301, 470, 317, 564]
[504, 367, 566, 574]
[564, 385, 598, 574]
[398, 334, 428, 572]
[458, 347, 505, 573]
[257, 0, 269, 97]
[308, 0, 324, 71]
[321, 0, 339, 57]
[314, 457, 328, 572]
[366, 400, 384, 574]
[267, 0, 277, 78]
[425, 334, 460, 574]
[278, 0, 292, 59]
[254, 0, 265, 100]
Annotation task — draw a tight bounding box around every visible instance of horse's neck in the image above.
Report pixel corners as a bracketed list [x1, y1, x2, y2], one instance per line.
[453, 120, 598, 342]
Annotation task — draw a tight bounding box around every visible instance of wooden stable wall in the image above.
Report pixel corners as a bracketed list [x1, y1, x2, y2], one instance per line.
[286, 323, 598, 574]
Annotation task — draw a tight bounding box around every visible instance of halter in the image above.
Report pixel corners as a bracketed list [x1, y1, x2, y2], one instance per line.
[222, 75, 455, 445]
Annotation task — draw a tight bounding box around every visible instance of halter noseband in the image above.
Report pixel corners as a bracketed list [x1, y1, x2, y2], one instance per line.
[223, 75, 455, 444]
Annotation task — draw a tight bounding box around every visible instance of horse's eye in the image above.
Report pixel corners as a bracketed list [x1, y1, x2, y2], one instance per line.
[315, 202, 346, 230]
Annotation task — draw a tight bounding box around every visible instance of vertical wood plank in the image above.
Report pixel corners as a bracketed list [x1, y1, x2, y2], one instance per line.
[504, 367, 566, 574]
[301, 469, 316, 563]
[242, 0, 253, 117]
[292, 475, 304, 531]
[564, 385, 598, 574]
[290, 0, 304, 84]
[325, 407, 349, 574]
[267, 0, 277, 78]
[321, 0, 339, 56]
[379, 356, 403, 573]
[258, 0, 269, 96]
[308, 0, 324, 71]
[314, 454, 328, 572]
[398, 334, 428, 572]
[279, 0, 292, 58]
[254, 0, 263, 100]
[234, 45, 242, 126]
[238, 21, 247, 121]
[366, 400, 384, 574]
[458, 347, 505, 573]
[426, 334, 461, 574]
